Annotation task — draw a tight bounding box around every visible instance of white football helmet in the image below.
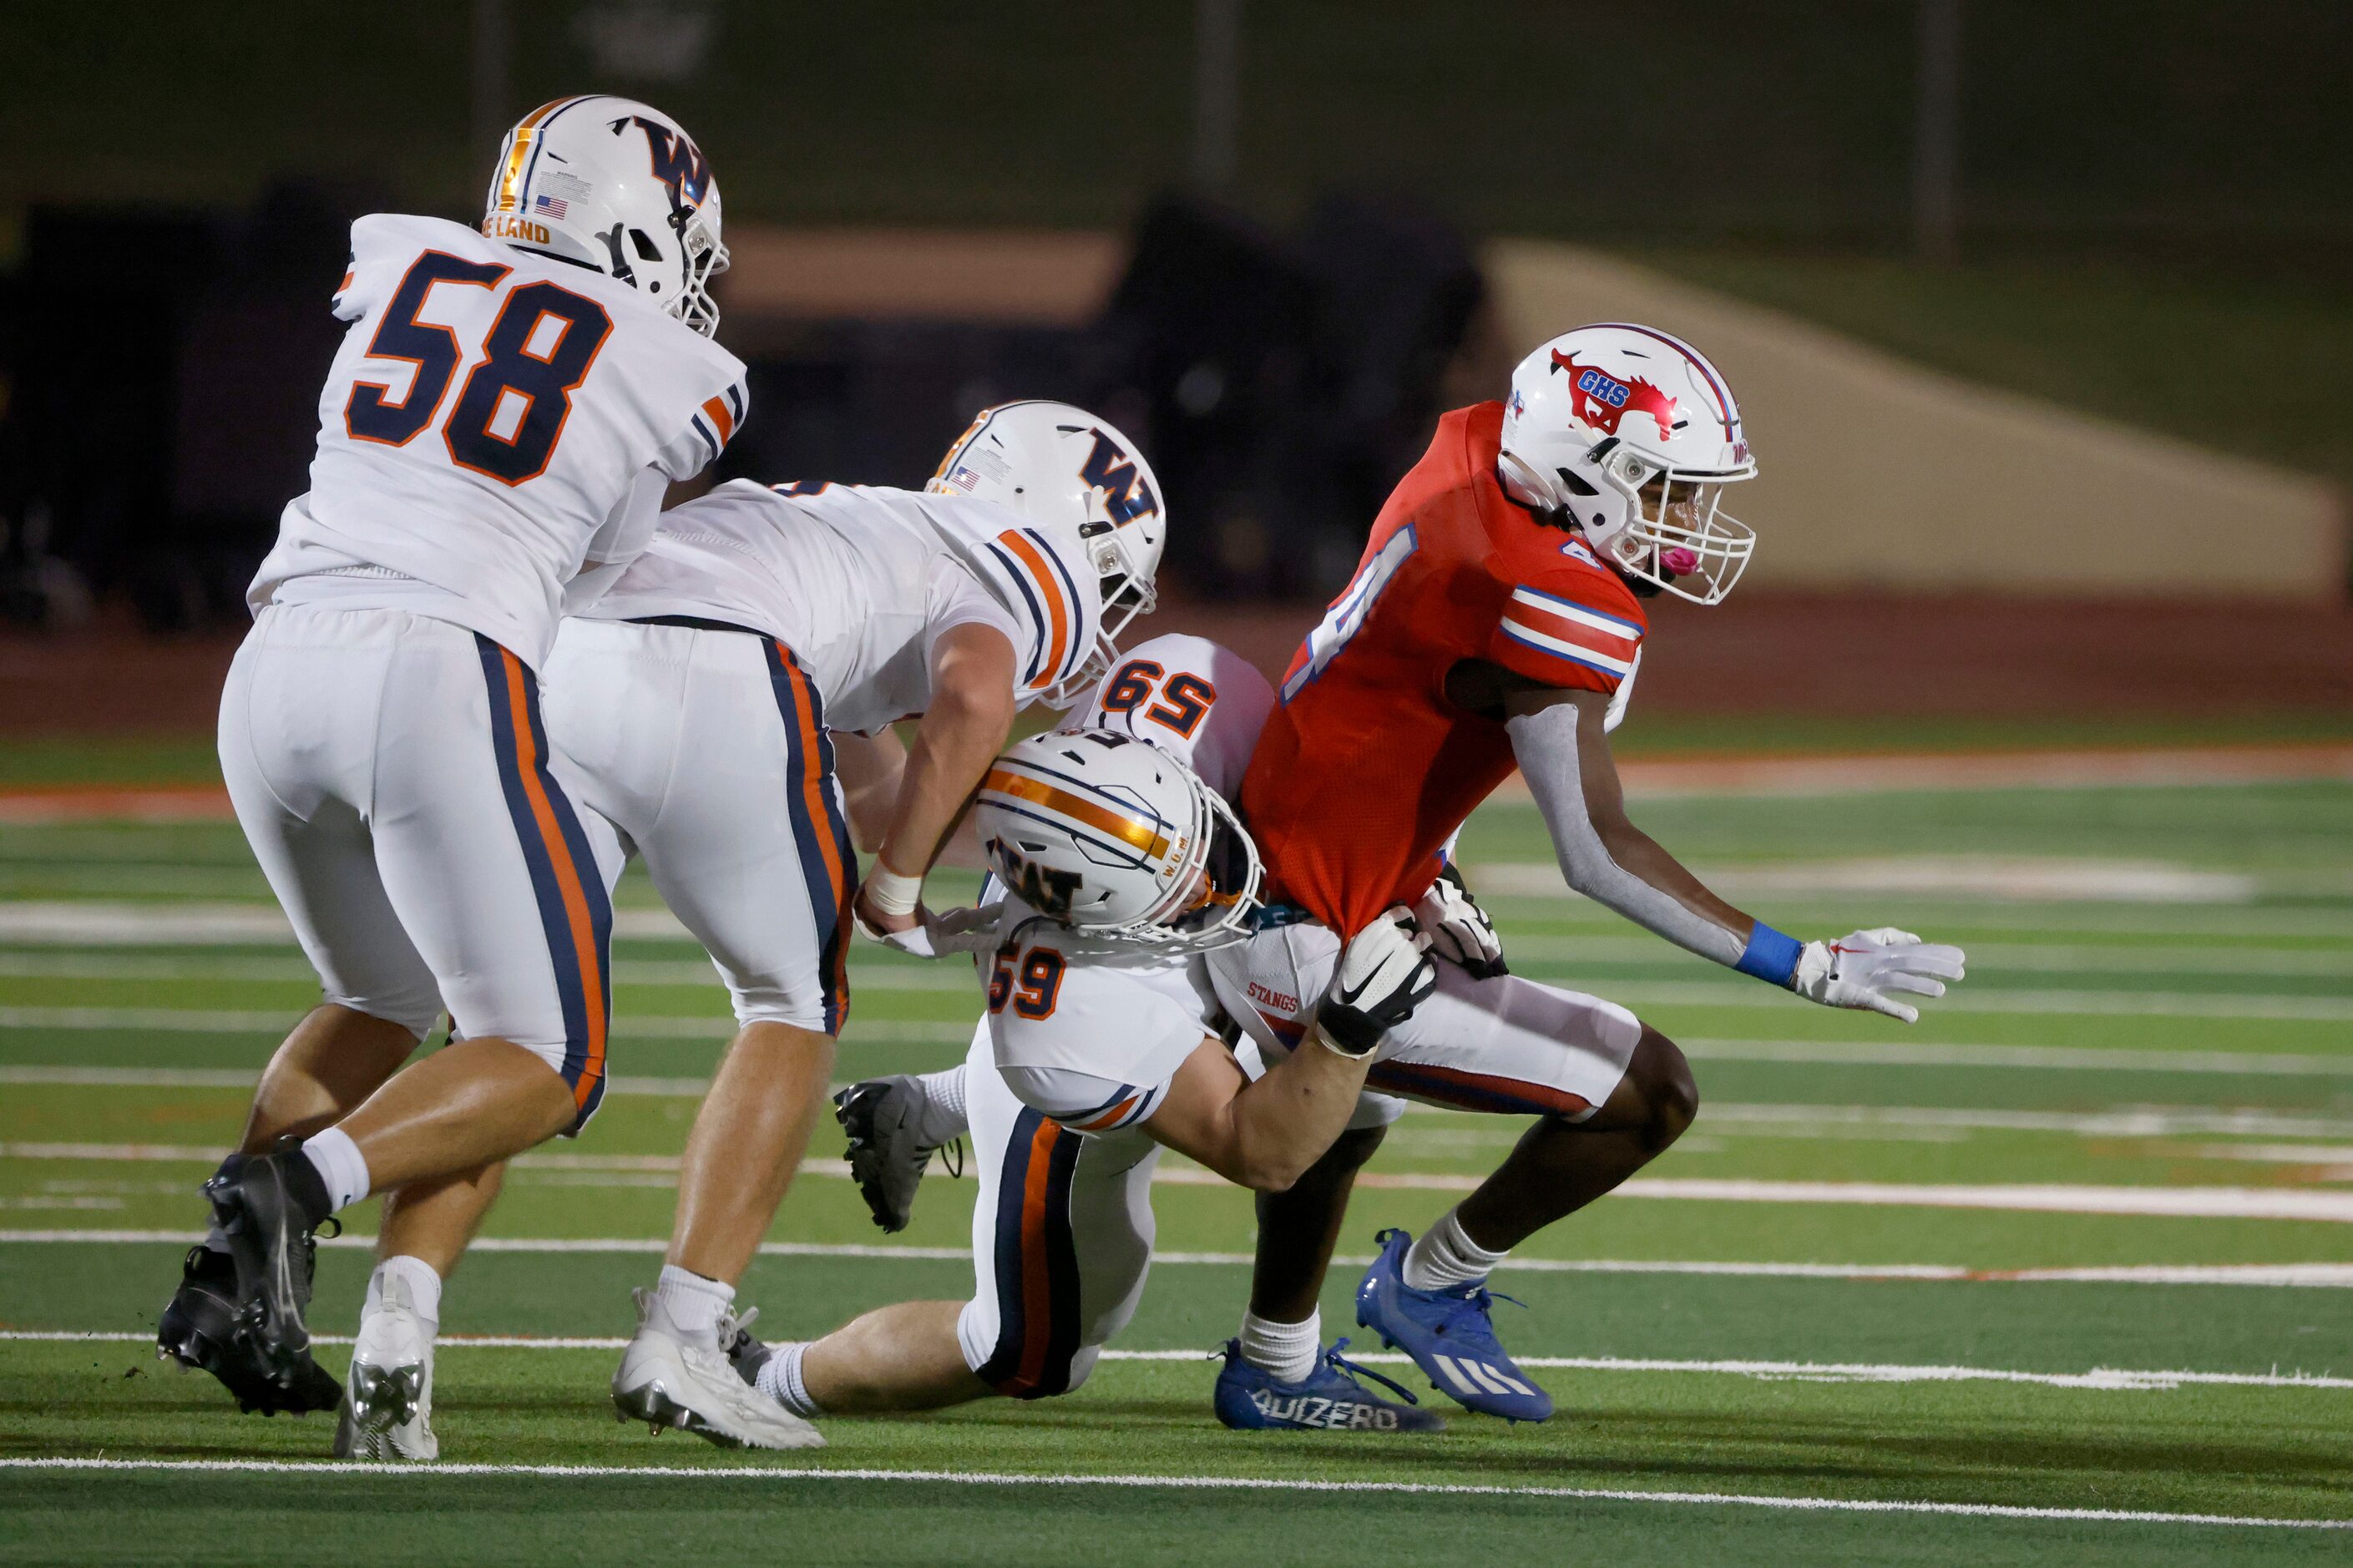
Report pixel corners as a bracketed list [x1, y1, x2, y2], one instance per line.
[928, 401, 1165, 701]
[1497, 324, 1758, 604]
[974, 730, 1261, 954]
[483, 95, 730, 336]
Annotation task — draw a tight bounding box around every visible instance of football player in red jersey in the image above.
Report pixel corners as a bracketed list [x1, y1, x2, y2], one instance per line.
[1211, 323, 1968, 1423]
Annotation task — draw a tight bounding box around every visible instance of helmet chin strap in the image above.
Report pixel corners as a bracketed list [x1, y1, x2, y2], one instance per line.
[1493, 449, 1555, 512]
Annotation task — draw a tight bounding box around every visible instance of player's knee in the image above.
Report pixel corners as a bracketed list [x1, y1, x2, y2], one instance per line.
[1631, 1029, 1698, 1150]
[1281, 1124, 1387, 1198]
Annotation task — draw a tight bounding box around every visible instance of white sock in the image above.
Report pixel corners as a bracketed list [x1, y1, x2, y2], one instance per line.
[910, 1065, 969, 1147]
[755, 1341, 822, 1417]
[654, 1263, 734, 1342]
[300, 1127, 370, 1214]
[1401, 1208, 1510, 1292]
[366, 1254, 443, 1326]
[1238, 1308, 1321, 1384]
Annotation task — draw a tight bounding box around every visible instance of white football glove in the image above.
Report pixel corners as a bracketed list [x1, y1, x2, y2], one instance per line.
[1413, 862, 1506, 979]
[1791, 928, 1967, 1024]
[1316, 907, 1439, 1058]
[854, 901, 1006, 960]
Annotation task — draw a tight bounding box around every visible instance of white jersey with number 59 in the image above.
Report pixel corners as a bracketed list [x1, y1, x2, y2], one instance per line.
[248, 213, 750, 667]
[983, 634, 1277, 1129]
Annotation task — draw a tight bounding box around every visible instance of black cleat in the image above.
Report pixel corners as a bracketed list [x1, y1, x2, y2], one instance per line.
[202, 1146, 339, 1404]
[833, 1078, 959, 1234]
[157, 1242, 342, 1416]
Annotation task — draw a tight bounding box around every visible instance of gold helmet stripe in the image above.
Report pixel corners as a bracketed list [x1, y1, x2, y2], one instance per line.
[981, 767, 1170, 858]
[493, 96, 587, 215]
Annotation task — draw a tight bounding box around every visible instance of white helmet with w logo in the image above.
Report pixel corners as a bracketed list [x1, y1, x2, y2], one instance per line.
[929, 402, 1166, 701]
[1498, 324, 1758, 604]
[974, 731, 1260, 953]
[482, 95, 730, 336]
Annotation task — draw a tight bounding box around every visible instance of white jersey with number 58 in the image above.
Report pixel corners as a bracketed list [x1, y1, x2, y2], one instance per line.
[249, 213, 749, 667]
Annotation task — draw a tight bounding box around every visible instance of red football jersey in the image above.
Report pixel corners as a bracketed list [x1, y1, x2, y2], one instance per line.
[1241, 402, 1647, 936]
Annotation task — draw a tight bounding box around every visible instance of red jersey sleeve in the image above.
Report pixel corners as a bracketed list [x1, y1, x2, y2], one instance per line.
[1484, 550, 1647, 695]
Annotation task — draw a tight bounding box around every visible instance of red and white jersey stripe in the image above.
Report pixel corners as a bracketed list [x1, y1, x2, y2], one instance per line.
[1494, 584, 1644, 689]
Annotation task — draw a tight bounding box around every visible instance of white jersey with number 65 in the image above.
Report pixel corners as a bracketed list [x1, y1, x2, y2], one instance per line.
[248, 213, 749, 667]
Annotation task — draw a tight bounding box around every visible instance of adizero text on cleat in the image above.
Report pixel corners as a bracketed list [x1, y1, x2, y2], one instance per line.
[611, 1288, 822, 1450]
[1212, 1338, 1445, 1433]
[1354, 1227, 1552, 1423]
[834, 1077, 954, 1234]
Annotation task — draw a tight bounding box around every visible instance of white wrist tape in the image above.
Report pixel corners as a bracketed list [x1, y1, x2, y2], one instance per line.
[863, 866, 923, 918]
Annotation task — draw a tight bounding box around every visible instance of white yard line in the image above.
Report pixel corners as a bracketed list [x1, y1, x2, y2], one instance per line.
[1603, 745, 2353, 798]
[0, 1005, 971, 1042]
[13, 942, 2347, 980]
[1681, 1039, 2353, 1075]
[1475, 857, 2271, 905]
[0, 1456, 2341, 1530]
[8, 1039, 2349, 1100]
[8, 985, 2350, 1035]
[0, 1065, 731, 1095]
[7, 1329, 2345, 1393]
[18, 1100, 2348, 1164]
[1493, 906, 2353, 939]
[1499, 936, 2353, 977]
[8, 1140, 2351, 1220]
[1541, 984, 2353, 1022]
[1599, 1179, 2353, 1222]
[12, 898, 2353, 949]
[0, 950, 974, 991]
[3, 1229, 2348, 1287]
[1689, 1104, 2353, 1139]
[7, 1140, 2353, 1219]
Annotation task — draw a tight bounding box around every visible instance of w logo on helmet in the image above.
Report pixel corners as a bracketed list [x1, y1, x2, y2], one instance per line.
[622, 115, 713, 206]
[986, 837, 1083, 918]
[1079, 430, 1159, 525]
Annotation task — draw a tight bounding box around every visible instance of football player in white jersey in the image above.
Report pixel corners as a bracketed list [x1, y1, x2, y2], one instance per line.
[726, 635, 1448, 1431]
[156, 96, 747, 1443]
[323, 402, 1167, 1454]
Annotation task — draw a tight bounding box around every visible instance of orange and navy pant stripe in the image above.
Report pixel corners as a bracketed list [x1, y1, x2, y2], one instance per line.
[762, 640, 858, 1035]
[474, 635, 614, 1130]
[1367, 1060, 1592, 1119]
[975, 1108, 1085, 1399]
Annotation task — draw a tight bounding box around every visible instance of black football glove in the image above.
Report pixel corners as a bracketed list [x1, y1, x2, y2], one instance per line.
[1315, 907, 1440, 1058]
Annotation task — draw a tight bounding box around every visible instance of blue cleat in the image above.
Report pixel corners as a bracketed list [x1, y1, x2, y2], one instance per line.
[1212, 1337, 1445, 1433]
[1354, 1227, 1552, 1422]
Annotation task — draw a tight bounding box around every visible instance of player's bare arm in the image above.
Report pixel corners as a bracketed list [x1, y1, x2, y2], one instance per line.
[1145, 909, 1437, 1191]
[1470, 666, 1966, 1022]
[853, 622, 1019, 938]
[832, 727, 986, 870]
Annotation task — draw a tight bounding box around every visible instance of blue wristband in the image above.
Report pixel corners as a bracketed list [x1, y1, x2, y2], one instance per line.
[1734, 923, 1804, 986]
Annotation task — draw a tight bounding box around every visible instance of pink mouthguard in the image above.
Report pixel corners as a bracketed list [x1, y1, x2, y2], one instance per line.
[1660, 546, 1700, 575]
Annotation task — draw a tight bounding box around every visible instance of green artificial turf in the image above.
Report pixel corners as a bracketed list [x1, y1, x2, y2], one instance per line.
[1, 741, 2348, 1560]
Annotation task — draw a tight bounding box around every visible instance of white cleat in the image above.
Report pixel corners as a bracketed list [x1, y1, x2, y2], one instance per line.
[333, 1275, 438, 1462]
[611, 1289, 823, 1451]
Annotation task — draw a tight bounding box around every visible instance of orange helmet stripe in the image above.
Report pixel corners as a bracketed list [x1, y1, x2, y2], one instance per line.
[982, 767, 1169, 858]
[493, 96, 586, 215]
